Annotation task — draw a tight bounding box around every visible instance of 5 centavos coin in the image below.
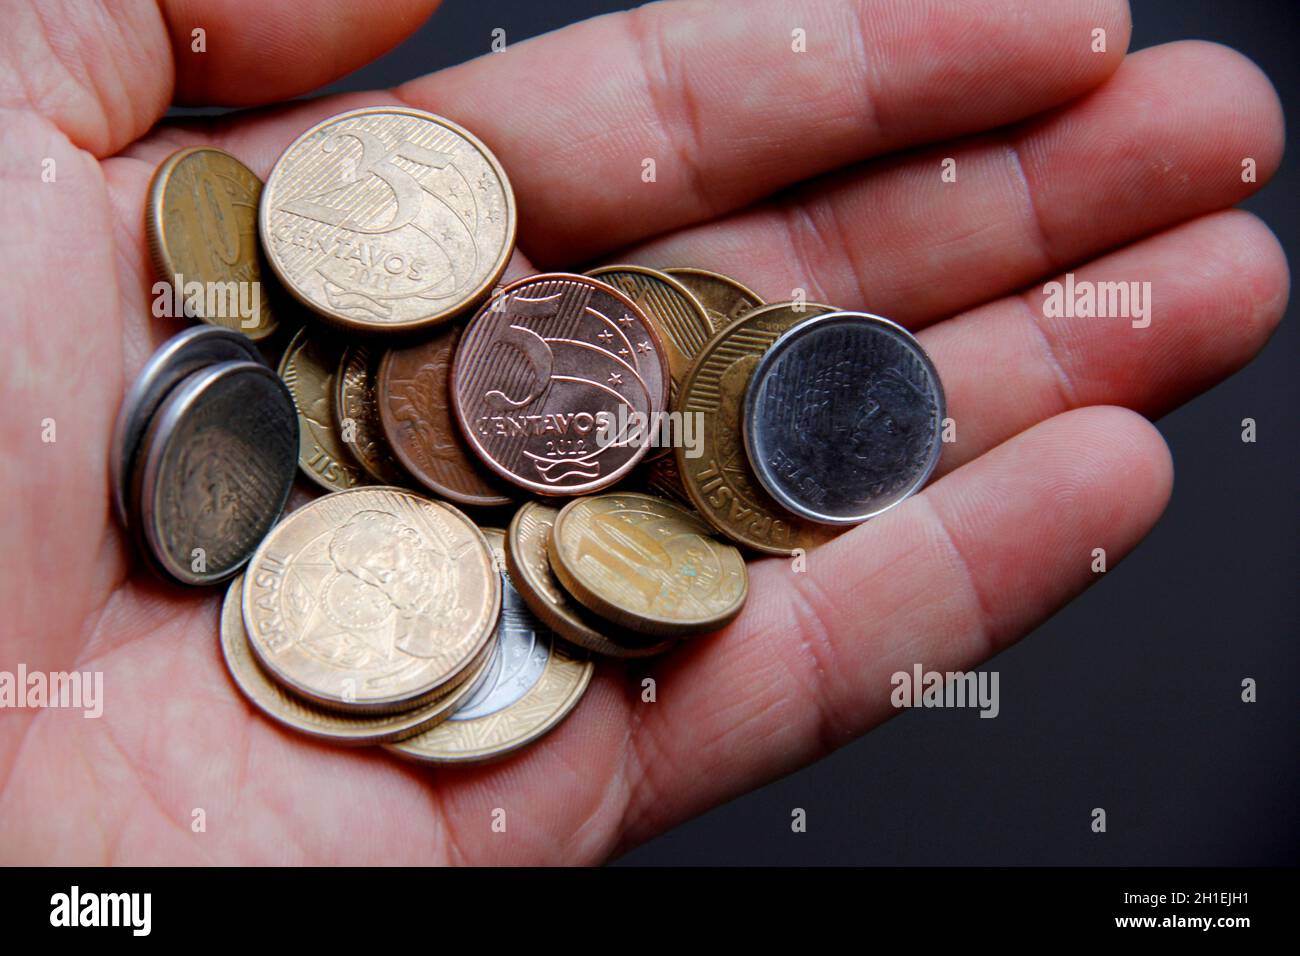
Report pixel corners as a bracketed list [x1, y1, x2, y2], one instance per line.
[506, 502, 676, 658]
[242, 486, 500, 713]
[146, 147, 278, 341]
[744, 311, 945, 524]
[278, 327, 367, 493]
[220, 574, 494, 744]
[131, 361, 297, 585]
[451, 273, 668, 496]
[335, 344, 411, 486]
[259, 107, 516, 334]
[663, 267, 765, 332]
[387, 528, 593, 764]
[377, 323, 515, 507]
[111, 325, 263, 527]
[676, 302, 842, 556]
[548, 492, 748, 638]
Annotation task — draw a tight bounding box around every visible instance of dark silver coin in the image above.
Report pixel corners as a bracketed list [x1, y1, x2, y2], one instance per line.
[110, 326, 263, 527]
[742, 312, 945, 525]
[131, 360, 298, 585]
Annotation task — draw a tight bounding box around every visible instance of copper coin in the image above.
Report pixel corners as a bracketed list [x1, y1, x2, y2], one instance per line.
[377, 323, 515, 507]
[450, 273, 668, 496]
[334, 344, 411, 486]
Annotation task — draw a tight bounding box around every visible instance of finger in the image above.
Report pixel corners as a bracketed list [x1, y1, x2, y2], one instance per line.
[923, 209, 1289, 475]
[625, 41, 1285, 329]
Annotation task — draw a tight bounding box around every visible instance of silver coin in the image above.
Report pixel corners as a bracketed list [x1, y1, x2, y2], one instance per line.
[110, 326, 263, 527]
[131, 360, 298, 585]
[742, 311, 945, 525]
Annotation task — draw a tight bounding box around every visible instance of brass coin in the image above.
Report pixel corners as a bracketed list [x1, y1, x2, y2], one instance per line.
[259, 107, 516, 334]
[335, 344, 411, 486]
[242, 486, 500, 713]
[639, 454, 694, 510]
[676, 302, 842, 555]
[548, 492, 748, 638]
[376, 323, 515, 507]
[663, 267, 765, 331]
[278, 327, 367, 493]
[220, 574, 494, 744]
[387, 528, 593, 764]
[506, 502, 676, 658]
[145, 147, 278, 341]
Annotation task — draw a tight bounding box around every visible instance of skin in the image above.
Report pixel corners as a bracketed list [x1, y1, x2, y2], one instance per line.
[0, 0, 1287, 864]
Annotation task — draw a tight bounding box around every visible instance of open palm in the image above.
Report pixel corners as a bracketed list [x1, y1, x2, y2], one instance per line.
[0, 0, 1286, 864]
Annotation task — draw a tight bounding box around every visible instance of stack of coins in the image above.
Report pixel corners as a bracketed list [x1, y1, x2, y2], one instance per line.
[114, 105, 944, 762]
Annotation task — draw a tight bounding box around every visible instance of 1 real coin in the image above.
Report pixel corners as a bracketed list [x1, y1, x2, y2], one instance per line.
[548, 492, 748, 638]
[242, 486, 500, 712]
[278, 327, 367, 493]
[663, 267, 764, 332]
[259, 107, 516, 334]
[335, 344, 412, 486]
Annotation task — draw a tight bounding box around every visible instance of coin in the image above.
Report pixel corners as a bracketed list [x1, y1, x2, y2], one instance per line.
[663, 267, 764, 331]
[242, 486, 500, 712]
[548, 492, 748, 638]
[506, 502, 676, 658]
[278, 327, 367, 493]
[377, 323, 515, 507]
[744, 311, 945, 524]
[335, 344, 411, 486]
[131, 361, 297, 585]
[259, 106, 516, 334]
[451, 273, 668, 496]
[110, 325, 263, 527]
[676, 301, 842, 555]
[220, 574, 494, 744]
[387, 528, 593, 764]
[145, 147, 278, 341]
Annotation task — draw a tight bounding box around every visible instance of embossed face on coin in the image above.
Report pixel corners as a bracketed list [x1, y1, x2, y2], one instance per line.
[335, 345, 410, 486]
[548, 493, 748, 637]
[278, 327, 367, 493]
[260, 107, 516, 333]
[451, 273, 668, 495]
[744, 312, 945, 524]
[663, 267, 764, 332]
[242, 487, 500, 712]
[146, 147, 279, 340]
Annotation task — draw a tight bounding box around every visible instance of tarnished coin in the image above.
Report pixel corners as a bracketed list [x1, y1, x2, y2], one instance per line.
[131, 361, 297, 585]
[242, 486, 500, 712]
[111, 325, 263, 527]
[506, 502, 676, 658]
[451, 273, 668, 496]
[676, 302, 842, 555]
[259, 107, 516, 334]
[377, 323, 515, 507]
[278, 327, 367, 493]
[663, 267, 765, 331]
[335, 345, 411, 486]
[744, 312, 945, 524]
[548, 493, 748, 638]
[145, 147, 278, 340]
[387, 528, 593, 764]
[220, 574, 494, 744]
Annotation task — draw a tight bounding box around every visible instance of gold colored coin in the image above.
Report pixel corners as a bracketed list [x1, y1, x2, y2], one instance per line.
[242, 486, 500, 712]
[506, 502, 676, 658]
[664, 267, 764, 331]
[548, 492, 748, 638]
[639, 453, 694, 510]
[278, 327, 367, 492]
[335, 344, 411, 486]
[260, 107, 516, 334]
[220, 574, 493, 744]
[676, 302, 842, 555]
[387, 528, 593, 764]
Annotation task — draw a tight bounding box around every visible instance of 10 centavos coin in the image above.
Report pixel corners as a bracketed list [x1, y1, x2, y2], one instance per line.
[451, 273, 668, 496]
[387, 528, 593, 764]
[548, 492, 748, 638]
[259, 106, 516, 334]
[663, 267, 764, 332]
[278, 327, 367, 493]
[131, 361, 297, 585]
[242, 486, 500, 712]
[335, 344, 411, 486]
[744, 311, 945, 524]
[146, 147, 279, 341]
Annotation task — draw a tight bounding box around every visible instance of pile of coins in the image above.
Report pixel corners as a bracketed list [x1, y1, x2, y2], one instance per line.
[113, 106, 944, 762]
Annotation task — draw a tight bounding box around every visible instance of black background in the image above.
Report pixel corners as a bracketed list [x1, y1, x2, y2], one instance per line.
[305, 0, 1297, 865]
